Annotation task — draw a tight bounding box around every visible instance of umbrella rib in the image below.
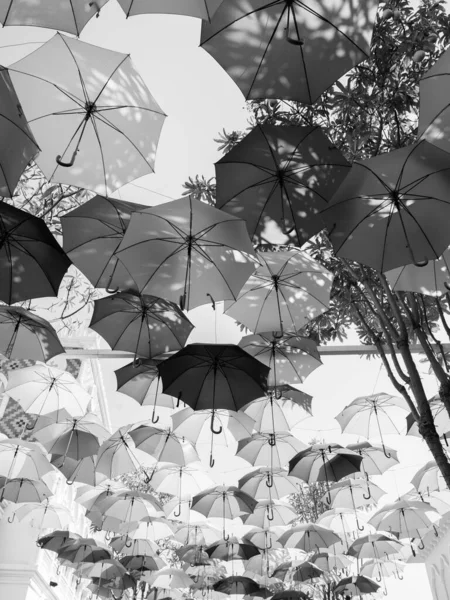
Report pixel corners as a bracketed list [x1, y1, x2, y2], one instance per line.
[95, 104, 166, 117]
[217, 158, 278, 178]
[397, 199, 442, 259]
[251, 282, 278, 333]
[281, 127, 319, 173]
[92, 55, 130, 106]
[48, 113, 93, 181]
[90, 115, 109, 196]
[0, 113, 40, 148]
[290, 5, 313, 104]
[59, 35, 90, 105]
[8, 69, 86, 110]
[379, 201, 396, 274]
[219, 175, 279, 210]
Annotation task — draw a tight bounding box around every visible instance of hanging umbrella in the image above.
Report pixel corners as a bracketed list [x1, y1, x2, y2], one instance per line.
[336, 393, 409, 456]
[325, 478, 386, 510]
[13, 500, 71, 529]
[116, 195, 258, 311]
[225, 251, 332, 334]
[6, 364, 92, 421]
[171, 406, 255, 468]
[0, 68, 39, 197]
[321, 141, 450, 272]
[0, 306, 64, 361]
[385, 246, 450, 296]
[32, 410, 109, 460]
[10, 33, 166, 196]
[244, 526, 285, 551]
[406, 396, 450, 440]
[347, 533, 403, 560]
[93, 491, 164, 532]
[239, 332, 321, 387]
[178, 545, 210, 565]
[146, 567, 194, 589]
[90, 291, 194, 362]
[0, 438, 54, 481]
[317, 508, 371, 540]
[238, 467, 298, 501]
[75, 480, 127, 511]
[110, 535, 159, 557]
[200, 1, 377, 103]
[213, 576, 260, 595]
[52, 454, 108, 486]
[129, 425, 199, 466]
[361, 559, 405, 581]
[77, 558, 127, 581]
[216, 125, 350, 245]
[237, 432, 306, 469]
[174, 523, 222, 547]
[117, 0, 222, 20]
[368, 500, 440, 542]
[158, 343, 270, 419]
[309, 552, 353, 573]
[95, 427, 156, 480]
[334, 575, 380, 597]
[277, 523, 341, 552]
[419, 46, 450, 155]
[206, 537, 261, 561]
[286, 561, 324, 583]
[347, 442, 399, 478]
[243, 500, 296, 529]
[58, 539, 112, 565]
[288, 444, 363, 501]
[61, 195, 144, 292]
[411, 461, 445, 495]
[87, 574, 137, 599]
[242, 389, 312, 434]
[0, 0, 108, 35]
[115, 359, 177, 422]
[120, 516, 176, 540]
[120, 554, 166, 573]
[271, 592, 308, 600]
[191, 485, 257, 540]
[37, 530, 81, 553]
[0, 477, 52, 503]
[0, 202, 70, 304]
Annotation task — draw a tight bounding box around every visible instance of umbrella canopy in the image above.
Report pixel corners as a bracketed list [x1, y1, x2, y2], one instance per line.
[146, 567, 194, 589]
[411, 461, 445, 494]
[239, 332, 321, 387]
[129, 425, 199, 466]
[77, 558, 127, 581]
[90, 291, 194, 361]
[225, 251, 333, 334]
[325, 478, 386, 510]
[174, 523, 222, 547]
[207, 537, 261, 561]
[243, 500, 297, 528]
[238, 467, 298, 501]
[14, 501, 71, 530]
[52, 454, 108, 486]
[310, 552, 353, 572]
[94, 491, 164, 532]
[0, 438, 54, 480]
[32, 410, 109, 460]
[277, 523, 341, 552]
[242, 389, 312, 433]
[406, 396, 450, 439]
[213, 576, 260, 595]
[215, 125, 350, 245]
[200, 1, 377, 103]
[58, 539, 112, 565]
[158, 343, 270, 412]
[120, 554, 166, 573]
[360, 559, 405, 580]
[37, 530, 81, 553]
[121, 517, 176, 540]
[347, 442, 399, 477]
[110, 536, 159, 557]
[419, 46, 450, 154]
[115, 358, 176, 410]
[10, 33, 166, 196]
[0, 202, 70, 304]
[347, 533, 403, 560]
[321, 141, 450, 272]
[149, 463, 215, 499]
[96, 428, 156, 479]
[172, 407, 255, 444]
[286, 561, 324, 583]
[6, 365, 92, 419]
[0, 306, 64, 361]
[61, 195, 144, 291]
[117, 0, 222, 19]
[0, 0, 108, 35]
[317, 507, 371, 538]
[368, 500, 440, 539]
[116, 195, 258, 311]
[237, 432, 306, 469]
[385, 246, 450, 296]
[0, 477, 52, 503]
[334, 575, 379, 597]
[271, 592, 308, 600]
[288, 444, 363, 486]
[0, 68, 39, 197]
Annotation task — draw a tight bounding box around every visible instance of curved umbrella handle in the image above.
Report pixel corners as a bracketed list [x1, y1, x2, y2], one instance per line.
[266, 472, 273, 488]
[433, 525, 439, 537]
[268, 433, 276, 447]
[133, 356, 142, 368]
[202, 588, 207, 597]
[26, 417, 37, 431]
[151, 410, 160, 424]
[104, 530, 112, 541]
[417, 535, 425, 550]
[265, 534, 272, 550]
[56, 150, 78, 168]
[272, 329, 284, 339]
[174, 503, 182, 518]
[375, 572, 382, 583]
[125, 537, 132, 548]
[206, 294, 216, 311]
[89, 0, 101, 16]
[179, 294, 186, 311]
[56, 564, 62, 576]
[267, 504, 274, 522]
[274, 388, 282, 400]
[106, 286, 119, 294]
[210, 413, 222, 435]
[363, 484, 372, 501]
[176, 393, 182, 408]
[7, 512, 15, 523]
[209, 454, 215, 468]
[66, 479, 75, 486]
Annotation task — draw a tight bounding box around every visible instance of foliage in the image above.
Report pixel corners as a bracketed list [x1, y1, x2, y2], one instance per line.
[289, 481, 329, 524]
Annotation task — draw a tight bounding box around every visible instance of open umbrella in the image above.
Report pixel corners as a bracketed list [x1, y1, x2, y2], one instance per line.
[129, 425, 199, 466]
[368, 500, 440, 544]
[96, 427, 156, 480]
[13, 500, 71, 529]
[90, 291, 194, 362]
[0, 477, 52, 503]
[120, 517, 176, 540]
[336, 393, 409, 457]
[6, 364, 92, 420]
[385, 246, 450, 296]
[215, 125, 350, 245]
[242, 389, 312, 434]
[237, 432, 306, 470]
[347, 533, 403, 560]
[324, 478, 386, 511]
[213, 576, 260, 595]
[200, 1, 377, 103]
[347, 442, 399, 478]
[321, 141, 450, 272]
[110, 536, 159, 558]
[206, 537, 261, 561]
[406, 396, 450, 440]
[61, 195, 144, 292]
[0, 438, 54, 481]
[117, 0, 222, 19]
[225, 251, 332, 335]
[239, 332, 321, 387]
[10, 33, 166, 196]
[116, 195, 258, 311]
[309, 552, 353, 573]
[58, 539, 112, 565]
[120, 554, 166, 573]
[238, 467, 298, 501]
[0, 0, 108, 35]
[334, 575, 379, 597]
[317, 507, 371, 541]
[0, 68, 39, 197]
[411, 461, 445, 495]
[52, 454, 108, 486]
[0, 202, 70, 304]
[94, 491, 164, 532]
[146, 567, 194, 589]
[37, 530, 81, 553]
[0, 306, 64, 361]
[158, 344, 270, 441]
[361, 559, 405, 581]
[244, 500, 297, 528]
[277, 523, 341, 552]
[174, 523, 222, 547]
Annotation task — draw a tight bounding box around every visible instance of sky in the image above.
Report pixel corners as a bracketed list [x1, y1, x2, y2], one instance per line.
[0, 3, 442, 598]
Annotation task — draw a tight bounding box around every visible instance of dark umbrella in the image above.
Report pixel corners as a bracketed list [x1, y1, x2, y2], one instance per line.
[158, 344, 270, 447]
[0, 68, 39, 197]
[89, 291, 194, 363]
[213, 576, 260, 595]
[334, 575, 380, 597]
[289, 561, 324, 583]
[206, 537, 261, 561]
[0, 202, 70, 304]
[61, 195, 144, 292]
[215, 124, 350, 245]
[271, 592, 308, 600]
[0, 306, 64, 361]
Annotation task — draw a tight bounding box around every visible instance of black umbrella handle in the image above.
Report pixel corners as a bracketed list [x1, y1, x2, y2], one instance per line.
[56, 149, 78, 168]
[89, 0, 101, 16]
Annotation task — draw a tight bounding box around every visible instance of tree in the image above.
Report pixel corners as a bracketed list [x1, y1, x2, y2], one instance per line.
[183, 0, 450, 487]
